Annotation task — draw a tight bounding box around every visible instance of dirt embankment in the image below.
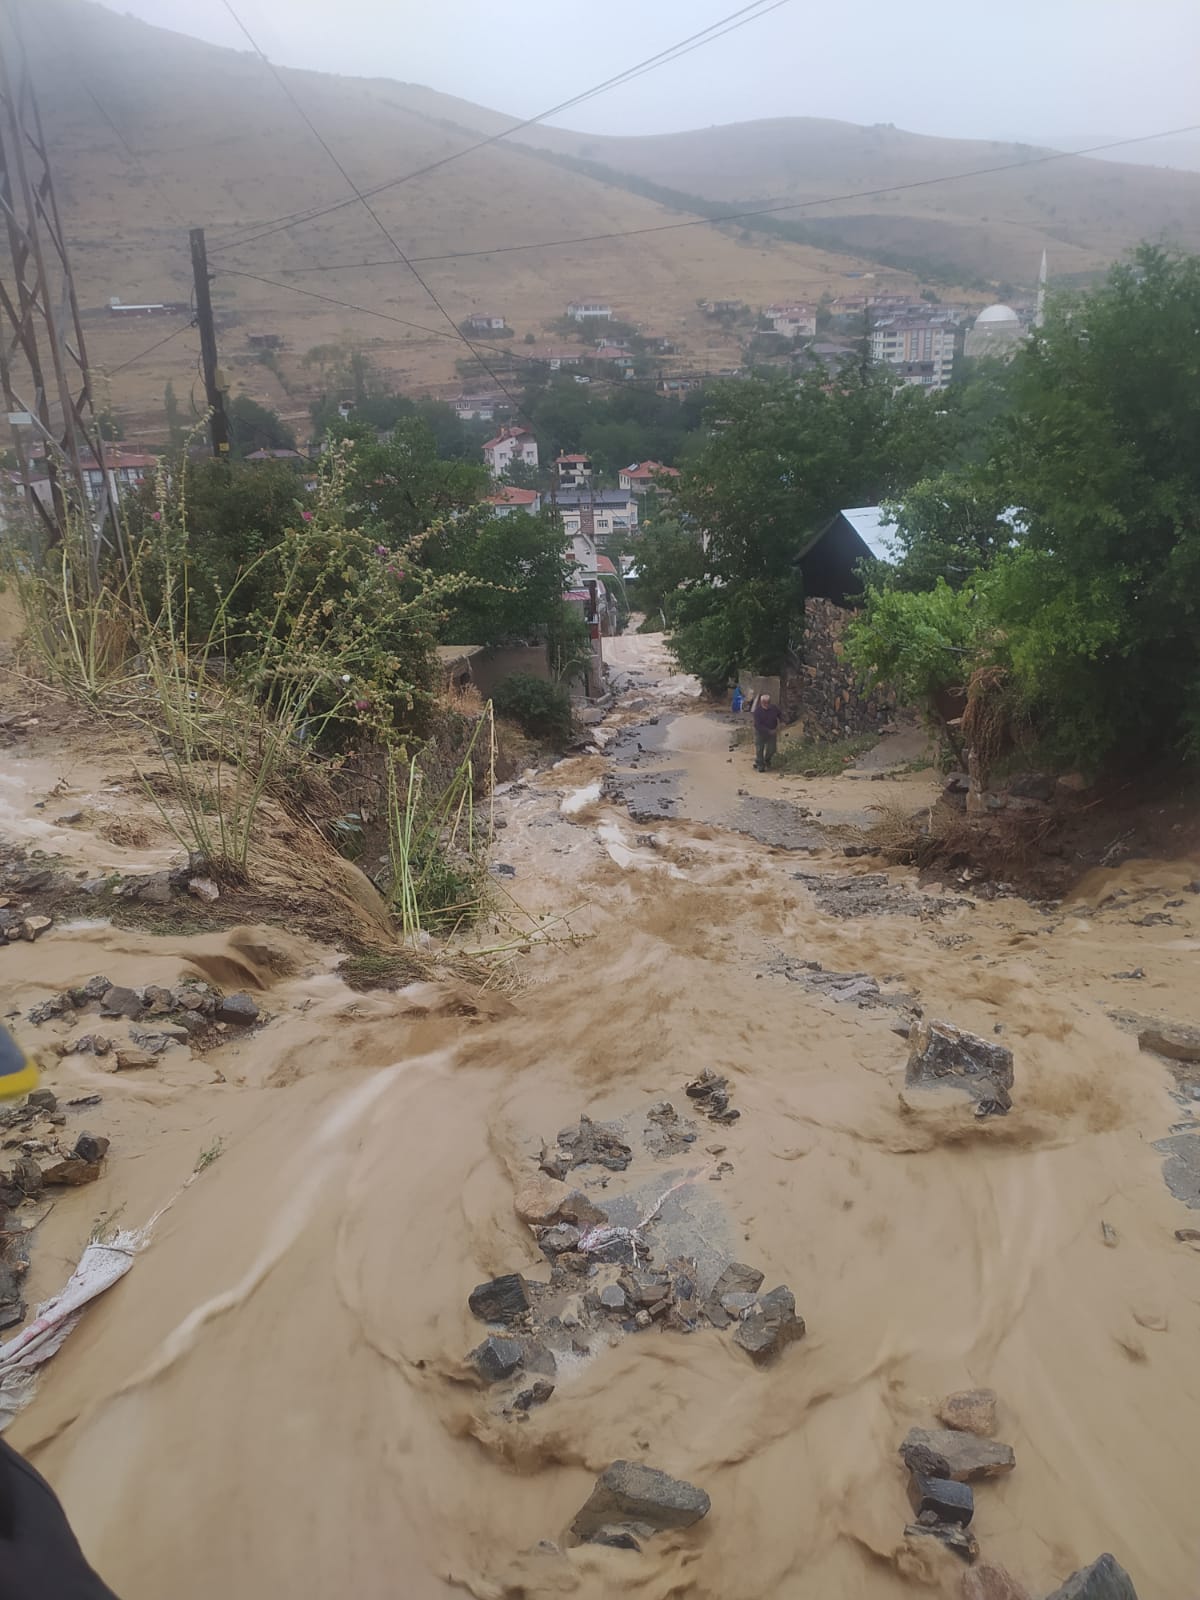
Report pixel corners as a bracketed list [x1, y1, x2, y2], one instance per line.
[1, 632, 1198, 1600]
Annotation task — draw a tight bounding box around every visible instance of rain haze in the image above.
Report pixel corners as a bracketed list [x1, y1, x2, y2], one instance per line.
[102, 0, 1200, 156]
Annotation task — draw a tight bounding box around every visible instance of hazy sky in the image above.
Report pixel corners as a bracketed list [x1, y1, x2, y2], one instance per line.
[107, 0, 1199, 149]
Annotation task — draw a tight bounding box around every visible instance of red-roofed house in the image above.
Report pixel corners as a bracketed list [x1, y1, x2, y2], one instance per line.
[485, 485, 542, 517]
[79, 450, 158, 506]
[482, 425, 539, 479]
[555, 452, 592, 489]
[595, 554, 618, 577]
[619, 460, 680, 495]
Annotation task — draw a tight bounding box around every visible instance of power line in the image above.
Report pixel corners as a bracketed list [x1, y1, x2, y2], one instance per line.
[238, 120, 1200, 276]
[104, 319, 197, 377]
[217, 0, 528, 416]
[210, 0, 790, 254]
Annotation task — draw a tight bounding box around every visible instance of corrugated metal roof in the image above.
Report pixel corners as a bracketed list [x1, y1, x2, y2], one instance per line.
[838, 506, 897, 562]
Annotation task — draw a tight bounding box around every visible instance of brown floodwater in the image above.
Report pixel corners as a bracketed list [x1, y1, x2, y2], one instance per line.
[3, 633, 1199, 1600]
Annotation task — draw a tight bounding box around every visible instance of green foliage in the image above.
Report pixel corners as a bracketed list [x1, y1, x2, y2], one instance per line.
[773, 731, 879, 774]
[163, 381, 185, 449]
[520, 375, 704, 477]
[845, 579, 979, 712]
[626, 516, 705, 625]
[491, 673, 574, 746]
[228, 395, 297, 457]
[883, 470, 1014, 590]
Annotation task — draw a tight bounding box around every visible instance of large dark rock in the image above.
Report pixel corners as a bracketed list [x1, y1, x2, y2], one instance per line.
[1138, 1023, 1200, 1064]
[900, 1427, 1015, 1482]
[571, 1461, 710, 1542]
[215, 992, 260, 1026]
[704, 1260, 764, 1328]
[1045, 1554, 1138, 1600]
[733, 1285, 805, 1363]
[100, 985, 144, 1020]
[908, 1473, 974, 1527]
[905, 1020, 1014, 1113]
[73, 1133, 110, 1164]
[469, 1336, 524, 1384]
[468, 1274, 530, 1325]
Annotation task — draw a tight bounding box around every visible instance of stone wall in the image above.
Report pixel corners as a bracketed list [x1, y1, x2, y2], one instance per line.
[794, 597, 896, 738]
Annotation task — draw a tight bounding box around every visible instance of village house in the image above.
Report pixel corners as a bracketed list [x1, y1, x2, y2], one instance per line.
[244, 448, 305, 463]
[766, 302, 818, 337]
[107, 296, 188, 317]
[79, 450, 158, 506]
[555, 488, 639, 542]
[591, 350, 636, 375]
[703, 299, 743, 316]
[566, 299, 613, 322]
[482, 424, 539, 478]
[869, 315, 956, 389]
[485, 485, 542, 516]
[595, 337, 630, 352]
[524, 346, 582, 372]
[618, 460, 680, 495]
[658, 375, 702, 398]
[829, 295, 870, 319]
[454, 393, 508, 422]
[554, 452, 592, 489]
[464, 313, 507, 333]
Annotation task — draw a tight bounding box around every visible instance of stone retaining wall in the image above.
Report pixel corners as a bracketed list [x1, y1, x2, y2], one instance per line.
[795, 597, 896, 738]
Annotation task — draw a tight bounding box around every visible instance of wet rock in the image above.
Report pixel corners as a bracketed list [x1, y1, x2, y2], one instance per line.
[20, 915, 52, 942]
[188, 877, 220, 902]
[515, 1175, 573, 1224]
[0, 1266, 25, 1331]
[520, 1340, 557, 1377]
[900, 1427, 1015, 1482]
[214, 992, 259, 1026]
[598, 1284, 627, 1312]
[587, 1526, 641, 1550]
[73, 1132, 110, 1163]
[40, 1156, 103, 1186]
[100, 986, 144, 1020]
[12, 1155, 43, 1197]
[114, 1046, 158, 1071]
[26, 1089, 57, 1112]
[905, 1020, 1014, 1114]
[962, 1564, 1033, 1600]
[554, 1115, 632, 1173]
[1045, 1554, 1138, 1600]
[537, 1224, 581, 1257]
[704, 1260, 764, 1327]
[937, 1389, 998, 1437]
[684, 1068, 740, 1123]
[720, 1291, 758, 1316]
[733, 1285, 805, 1363]
[905, 1521, 979, 1563]
[908, 1473, 974, 1526]
[512, 1380, 555, 1412]
[135, 871, 174, 905]
[571, 1461, 710, 1542]
[621, 1268, 670, 1308]
[468, 1274, 530, 1325]
[173, 985, 215, 1014]
[27, 995, 69, 1025]
[1138, 1023, 1200, 1064]
[75, 975, 113, 1004]
[141, 986, 175, 1014]
[470, 1336, 524, 1384]
[54, 810, 84, 825]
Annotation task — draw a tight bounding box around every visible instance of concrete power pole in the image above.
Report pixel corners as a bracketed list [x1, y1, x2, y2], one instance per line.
[189, 227, 230, 459]
[0, 5, 114, 582]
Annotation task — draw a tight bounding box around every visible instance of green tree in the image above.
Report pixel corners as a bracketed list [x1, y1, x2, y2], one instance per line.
[629, 516, 706, 626]
[163, 381, 185, 449]
[228, 395, 297, 457]
[883, 470, 1014, 590]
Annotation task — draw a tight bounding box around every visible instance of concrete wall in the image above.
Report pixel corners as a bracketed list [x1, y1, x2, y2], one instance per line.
[794, 597, 896, 738]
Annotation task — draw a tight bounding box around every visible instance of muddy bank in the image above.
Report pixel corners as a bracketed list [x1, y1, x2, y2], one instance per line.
[1, 632, 1199, 1600]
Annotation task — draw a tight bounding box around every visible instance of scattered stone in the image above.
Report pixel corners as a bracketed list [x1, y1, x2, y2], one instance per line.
[470, 1336, 524, 1384]
[512, 1380, 555, 1412]
[1175, 1228, 1200, 1243]
[468, 1274, 530, 1325]
[1100, 1220, 1118, 1247]
[214, 992, 260, 1027]
[188, 877, 220, 902]
[570, 1461, 710, 1542]
[77, 976, 113, 1003]
[961, 1564, 1033, 1600]
[0, 1266, 25, 1331]
[20, 916, 52, 942]
[73, 1132, 110, 1164]
[54, 811, 84, 825]
[66, 1094, 102, 1108]
[733, 1286, 806, 1363]
[12, 1155, 43, 1197]
[598, 1284, 627, 1312]
[27, 995, 69, 1025]
[937, 1389, 998, 1436]
[908, 1473, 974, 1527]
[1112, 969, 1144, 981]
[905, 1020, 1014, 1115]
[552, 1115, 632, 1173]
[515, 1175, 573, 1225]
[587, 1526, 641, 1550]
[704, 1260, 764, 1327]
[684, 1068, 740, 1123]
[634, 1309, 652, 1330]
[537, 1224, 581, 1257]
[1045, 1553, 1138, 1600]
[26, 1089, 57, 1112]
[905, 1521, 980, 1563]
[519, 1339, 557, 1377]
[100, 986, 144, 1020]
[900, 1427, 1015, 1482]
[39, 1156, 103, 1186]
[1138, 1023, 1200, 1064]
[114, 1046, 158, 1071]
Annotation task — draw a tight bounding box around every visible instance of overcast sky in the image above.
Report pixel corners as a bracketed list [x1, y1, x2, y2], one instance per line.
[106, 0, 1199, 149]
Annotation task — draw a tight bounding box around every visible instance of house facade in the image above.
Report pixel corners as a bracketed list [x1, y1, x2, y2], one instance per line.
[566, 300, 613, 322]
[482, 425, 539, 478]
[869, 316, 956, 389]
[485, 486, 542, 516]
[766, 302, 817, 337]
[465, 313, 507, 332]
[554, 452, 592, 489]
[555, 488, 639, 543]
[455, 393, 508, 422]
[619, 460, 679, 495]
[79, 451, 158, 506]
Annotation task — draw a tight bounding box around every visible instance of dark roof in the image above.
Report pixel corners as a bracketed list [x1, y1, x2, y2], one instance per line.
[553, 489, 636, 508]
[793, 507, 895, 605]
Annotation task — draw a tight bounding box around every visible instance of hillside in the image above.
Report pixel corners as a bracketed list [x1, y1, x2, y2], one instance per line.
[8, 0, 912, 439]
[514, 118, 1200, 287]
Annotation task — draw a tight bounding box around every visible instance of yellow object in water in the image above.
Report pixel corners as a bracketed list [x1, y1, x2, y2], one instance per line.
[0, 1023, 39, 1099]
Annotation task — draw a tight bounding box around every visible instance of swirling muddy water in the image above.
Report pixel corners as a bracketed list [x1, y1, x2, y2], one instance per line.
[3, 636, 1199, 1600]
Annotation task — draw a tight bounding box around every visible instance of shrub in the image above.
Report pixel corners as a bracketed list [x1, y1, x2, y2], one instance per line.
[491, 673, 573, 745]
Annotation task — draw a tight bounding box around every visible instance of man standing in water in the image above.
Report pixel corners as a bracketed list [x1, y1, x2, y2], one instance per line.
[751, 691, 783, 772]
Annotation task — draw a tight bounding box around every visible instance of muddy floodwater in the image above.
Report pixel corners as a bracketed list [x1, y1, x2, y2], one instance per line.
[3, 632, 1200, 1599]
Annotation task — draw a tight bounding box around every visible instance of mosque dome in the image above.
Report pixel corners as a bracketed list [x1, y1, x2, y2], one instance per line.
[974, 303, 1020, 325]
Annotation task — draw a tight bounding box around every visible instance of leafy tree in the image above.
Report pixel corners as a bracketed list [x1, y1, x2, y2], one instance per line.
[228, 395, 297, 457]
[491, 673, 573, 746]
[629, 516, 706, 626]
[883, 470, 1014, 590]
[163, 381, 185, 449]
[437, 509, 571, 646]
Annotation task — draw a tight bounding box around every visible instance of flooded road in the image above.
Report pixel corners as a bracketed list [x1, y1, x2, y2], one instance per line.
[3, 632, 1200, 1599]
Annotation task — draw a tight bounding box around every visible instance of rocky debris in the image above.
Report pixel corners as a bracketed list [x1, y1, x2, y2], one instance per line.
[511, 1380, 554, 1412]
[764, 955, 921, 1019]
[643, 1100, 700, 1157]
[1138, 1023, 1200, 1064]
[1045, 1554, 1138, 1600]
[900, 1427, 1015, 1482]
[904, 1521, 980, 1563]
[27, 994, 70, 1025]
[514, 1175, 607, 1227]
[214, 992, 260, 1027]
[791, 869, 971, 921]
[536, 1224, 581, 1259]
[470, 1336, 525, 1384]
[733, 1284, 806, 1362]
[20, 915, 52, 942]
[27, 1089, 57, 1112]
[570, 1461, 710, 1544]
[0, 1264, 26, 1330]
[908, 1473, 974, 1526]
[468, 1274, 531, 1325]
[114, 1046, 158, 1071]
[962, 1566, 1033, 1600]
[100, 986, 144, 1020]
[937, 1389, 998, 1437]
[905, 1021, 1014, 1116]
[188, 877, 220, 902]
[597, 1284, 627, 1313]
[541, 1115, 632, 1177]
[684, 1068, 739, 1124]
[73, 1133, 110, 1164]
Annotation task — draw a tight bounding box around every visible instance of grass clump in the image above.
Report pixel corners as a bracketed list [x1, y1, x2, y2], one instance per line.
[774, 731, 879, 775]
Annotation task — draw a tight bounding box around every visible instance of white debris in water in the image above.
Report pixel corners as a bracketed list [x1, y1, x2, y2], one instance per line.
[597, 821, 685, 877]
[560, 782, 602, 817]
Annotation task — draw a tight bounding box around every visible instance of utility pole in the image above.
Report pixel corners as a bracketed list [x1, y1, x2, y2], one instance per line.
[189, 226, 230, 459]
[0, 5, 114, 583]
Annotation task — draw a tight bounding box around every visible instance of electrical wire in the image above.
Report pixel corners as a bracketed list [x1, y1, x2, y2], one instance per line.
[104, 319, 198, 377]
[238, 120, 1200, 276]
[210, 0, 790, 253]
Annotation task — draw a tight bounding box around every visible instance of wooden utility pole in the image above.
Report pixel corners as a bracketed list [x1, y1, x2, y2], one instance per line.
[0, 6, 114, 581]
[189, 226, 230, 459]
